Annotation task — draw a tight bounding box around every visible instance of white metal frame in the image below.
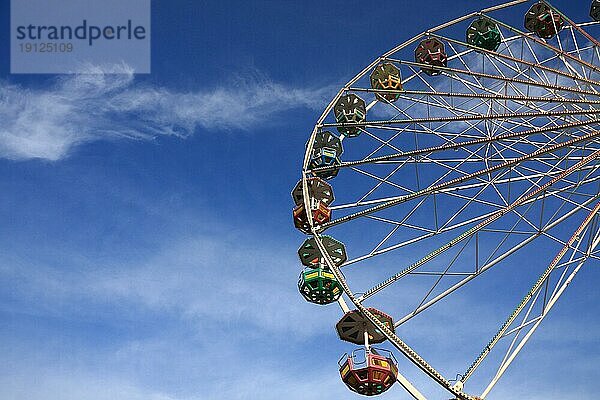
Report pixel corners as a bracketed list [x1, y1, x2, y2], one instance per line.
[300, 1, 600, 399]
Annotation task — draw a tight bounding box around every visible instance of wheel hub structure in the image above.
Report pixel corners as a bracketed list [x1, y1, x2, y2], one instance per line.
[293, 1, 600, 399]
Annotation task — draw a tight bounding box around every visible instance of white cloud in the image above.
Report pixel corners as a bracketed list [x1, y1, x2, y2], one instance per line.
[0, 228, 337, 339]
[0, 339, 351, 400]
[0, 226, 347, 399]
[1, 224, 597, 400]
[90, 234, 338, 338]
[0, 371, 181, 400]
[0, 64, 333, 161]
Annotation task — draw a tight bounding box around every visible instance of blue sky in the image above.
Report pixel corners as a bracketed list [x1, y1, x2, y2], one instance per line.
[0, 1, 598, 399]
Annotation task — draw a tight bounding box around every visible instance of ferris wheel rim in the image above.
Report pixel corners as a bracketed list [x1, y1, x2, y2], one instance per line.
[298, 1, 600, 399]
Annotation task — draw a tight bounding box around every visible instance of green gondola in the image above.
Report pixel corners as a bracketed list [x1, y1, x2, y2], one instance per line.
[467, 17, 501, 51]
[298, 266, 342, 305]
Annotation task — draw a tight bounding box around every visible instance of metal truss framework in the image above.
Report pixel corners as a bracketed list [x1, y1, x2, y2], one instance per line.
[301, 1, 600, 399]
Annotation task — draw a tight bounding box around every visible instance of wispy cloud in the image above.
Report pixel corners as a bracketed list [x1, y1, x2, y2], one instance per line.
[2, 225, 597, 400]
[0, 64, 333, 161]
[2, 218, 598, 400]
[0, 228, 337, 339]
[0, 369, 182, 400]
[0, 225, 351, 400]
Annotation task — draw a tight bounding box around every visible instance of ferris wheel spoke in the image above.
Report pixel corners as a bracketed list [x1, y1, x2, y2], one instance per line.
[347, 87, 600, 105]
[313, 230, 479, 400]
[361, 90, 598, 138]
[542, 184, 600, 215]
[406, 61, 490, 113]
[348, 165, 414, 194]
[343, 206, 503, 267]
[483, 164, 598, 271]
[463, 201, 600, 392]
[513, 156, 600, 196]
[365, 197, 434, 254]
[549, 16, 594, 86]
[299, 4, 600, 398]
[396, 70, 494, 139]
[390, 190, 600, 329]
[358, 127, 405, 153]
[364, 94, 495, 164]
[346, 144, 488, 210]
[371, 161, 598, 248]
[386, 58, 600, 98]
[481, 45, 600, 114]
[482, 13, 600, 75]
[410, 234, 475, 314]
[356, 150, 600, 302]
[484, 169, 511, 207]
[544, 176, 600, 225]
[507, 167, 583, 208]
[383, 94, 489, 137]
[543, 0, 600, 49]
[312, 118, 599, 178]
[361, 169, 515, 240]
[445, 42, 490, 92]
[509, 205, 545, 232]
[450, 63, 579, 108]
[317, 134, 600, 231]
[389, 179, 600, 330]
[353, 163, 411, 204]
[480, 236, 597, 399]
[439, 187, 508, 211]
[321, 107, 600, 130]
[467, 50, 584, 104]
[393, 94, 494, 139]
[349, 83, 556, 154]
[437, 169, 513, 231]
[488, 130, 581, 169]
[330, 163, 599, 215]
[429, 67, 594, 131]
[366, 215, 437, 234]
[380, 86, 484, 137]
[541, 230, 592, 249]
[409, 68, 512, 125]
[435, 154, 591, 258]
[349, 125, 481, 141]
[428, 32, 600, 89]
[498, 26, 535, 77]
[465, 41, 585, 111]
[565, 26, 592, 79]
[519, 35, 555, 85]
[359, 125, 411, 161]
[365, 140, 496, 203]
[558, 35, 595, 84]
[444, 72, 553, 121]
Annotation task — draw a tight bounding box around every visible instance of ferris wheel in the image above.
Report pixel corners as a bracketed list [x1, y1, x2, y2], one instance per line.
[292, 1, 600, 399]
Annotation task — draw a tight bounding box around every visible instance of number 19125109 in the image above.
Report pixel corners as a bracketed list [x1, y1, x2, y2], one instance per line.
[20, 42, 74, 52]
